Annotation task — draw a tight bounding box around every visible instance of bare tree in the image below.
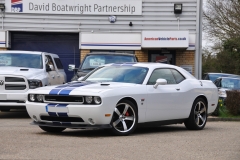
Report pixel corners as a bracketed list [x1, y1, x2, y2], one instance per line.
[204, 0, 240, 42]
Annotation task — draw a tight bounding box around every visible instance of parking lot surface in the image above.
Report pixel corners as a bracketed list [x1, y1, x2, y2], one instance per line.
[0, 110, 240, 160]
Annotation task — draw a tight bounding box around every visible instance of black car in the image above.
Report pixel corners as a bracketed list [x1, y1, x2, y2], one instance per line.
[70, 52, 138, 81]
[203, 73, 240, 82]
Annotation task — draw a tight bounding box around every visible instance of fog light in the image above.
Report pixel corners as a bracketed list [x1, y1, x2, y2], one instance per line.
[88, 118, 95, 125]
[94, 96, 101, 104]
[36, 94, 44, 102]
[29, 94, 35, 102]
[33, 115, 38, 122]
[85, 96, 93, 104]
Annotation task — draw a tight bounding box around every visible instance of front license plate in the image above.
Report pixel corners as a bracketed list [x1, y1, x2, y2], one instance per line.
[0, 94, 6, 100]
[47, 107, 69, 113]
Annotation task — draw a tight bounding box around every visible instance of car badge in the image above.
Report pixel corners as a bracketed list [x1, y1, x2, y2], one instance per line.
[0, 80, 4, 85]
[108, 15, 117, 23]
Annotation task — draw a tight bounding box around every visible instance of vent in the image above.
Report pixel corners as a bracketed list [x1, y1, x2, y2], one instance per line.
[5, 84, 26, 90]
[44, 95, 83, 103]
[40, 116, 84, 122]
[5, 77, 25, 82]
[20, 69, 29, 71]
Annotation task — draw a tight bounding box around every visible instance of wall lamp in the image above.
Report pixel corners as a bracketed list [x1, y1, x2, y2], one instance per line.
[129, 22, 133, 27]
[0, 3, 5, 12]
[174, 3, 182, 14]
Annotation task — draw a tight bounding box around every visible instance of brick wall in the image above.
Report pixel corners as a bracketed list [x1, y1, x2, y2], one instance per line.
[176, 50, 195, 75]
[135, 50, 148, 62]
[80, 49, 90, 63]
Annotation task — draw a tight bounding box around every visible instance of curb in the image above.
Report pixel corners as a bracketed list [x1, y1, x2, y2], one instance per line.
[208, 116, 240, 122]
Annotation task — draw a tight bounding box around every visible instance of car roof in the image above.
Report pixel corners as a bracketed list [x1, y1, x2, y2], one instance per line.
[205, 72, 238, 76]
[0, 50, 43, 55]
[87, 52, 135, 56]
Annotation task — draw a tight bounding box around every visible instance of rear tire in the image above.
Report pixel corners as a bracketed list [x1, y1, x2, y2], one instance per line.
[110, 100, 138, 136]
[39, 126, 66, 133]
[184, 98, 207, 130]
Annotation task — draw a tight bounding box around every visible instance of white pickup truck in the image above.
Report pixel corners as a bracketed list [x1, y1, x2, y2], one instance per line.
[0, 51, 67, 111]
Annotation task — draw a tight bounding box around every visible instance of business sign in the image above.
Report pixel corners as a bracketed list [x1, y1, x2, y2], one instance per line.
[6, 0, 142, 15]
[80, 32, 141, 50]
[142, 31, 189, 48]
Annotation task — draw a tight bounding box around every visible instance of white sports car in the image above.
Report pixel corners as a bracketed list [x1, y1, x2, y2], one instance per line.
[26, 63, 218, 136]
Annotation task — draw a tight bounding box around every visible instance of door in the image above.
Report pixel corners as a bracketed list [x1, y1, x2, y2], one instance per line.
[145, 68, 186, 122]
[11, 32, 79, 82]
[45, 55, 58, 85]
[148, 50, 176, 64]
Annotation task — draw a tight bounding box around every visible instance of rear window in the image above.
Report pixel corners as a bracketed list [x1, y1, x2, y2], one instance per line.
[81, 54, 136, 70]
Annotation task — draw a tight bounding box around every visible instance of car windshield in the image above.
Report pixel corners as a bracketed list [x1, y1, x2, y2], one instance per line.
[0, 53, 43, 69]
[221, 78, 240, 89]
[84, 66, 148, 84]
[81, 55, 135, 70]
[208, 74, 238, 82]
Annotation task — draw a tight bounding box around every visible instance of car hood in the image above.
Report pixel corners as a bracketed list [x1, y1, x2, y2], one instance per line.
[29, 81, 138, 94]
[0, 67, 44, 79]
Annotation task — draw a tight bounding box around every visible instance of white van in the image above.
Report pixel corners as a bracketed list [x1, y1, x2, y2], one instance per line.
[0, 51, 67, 111]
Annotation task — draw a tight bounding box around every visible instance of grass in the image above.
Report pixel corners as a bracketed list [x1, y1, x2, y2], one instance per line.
[218, 104, 240, 118]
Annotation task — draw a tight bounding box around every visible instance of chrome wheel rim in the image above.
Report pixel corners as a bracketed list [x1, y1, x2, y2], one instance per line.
[194, 101, 207, 127]
[112, 103, 136, 133]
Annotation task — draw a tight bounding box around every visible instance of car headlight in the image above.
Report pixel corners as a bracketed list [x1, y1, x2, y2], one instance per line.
[218, 90, 226, 97]
[94, 96, 102, 104]
[28, 94, 44, 103]
[84, 96, 102, 104]
[28, 79, 43, 89]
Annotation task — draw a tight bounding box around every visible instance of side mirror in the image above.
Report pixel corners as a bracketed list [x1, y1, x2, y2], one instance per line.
[46, 65, 51, 72]
[68, 64, 75, 71]
[153, 78, 167, 89]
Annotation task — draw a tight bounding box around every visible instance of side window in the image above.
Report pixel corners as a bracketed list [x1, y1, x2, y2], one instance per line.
[54, 58, 64, 69]
[147, 68, 176, 85]
[45, 55, 55, 71]
[171, 69, 185, 84]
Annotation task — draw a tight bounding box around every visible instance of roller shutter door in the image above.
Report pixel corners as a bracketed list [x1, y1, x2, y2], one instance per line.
[10, 32, 79, 82]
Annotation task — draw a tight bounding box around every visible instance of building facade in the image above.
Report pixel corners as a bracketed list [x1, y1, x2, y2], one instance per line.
[0, 0, 203, 81]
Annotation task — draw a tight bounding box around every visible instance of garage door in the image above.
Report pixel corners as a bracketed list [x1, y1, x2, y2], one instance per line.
[11, 32, 80, 82]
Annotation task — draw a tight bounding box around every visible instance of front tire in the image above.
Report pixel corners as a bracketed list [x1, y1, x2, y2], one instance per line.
[110, 100, 138, 136]
[39, 126, 66, 133]
[184, 98, 207, 130]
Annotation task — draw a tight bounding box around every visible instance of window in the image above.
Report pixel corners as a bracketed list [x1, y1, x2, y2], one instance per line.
[54, 58, 64, 69]
[171, 69, 185, 83]
[147, 69, 176, 85]
[45, 55, 55, 71]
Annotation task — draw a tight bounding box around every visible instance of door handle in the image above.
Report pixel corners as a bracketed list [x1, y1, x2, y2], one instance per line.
[52, 75, 55, 78]
[176, 88, 180, 91]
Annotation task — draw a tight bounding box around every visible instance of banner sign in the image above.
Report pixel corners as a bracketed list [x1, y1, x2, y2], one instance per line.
[142, 31, 189, 48]
[6, 0, 142, 15]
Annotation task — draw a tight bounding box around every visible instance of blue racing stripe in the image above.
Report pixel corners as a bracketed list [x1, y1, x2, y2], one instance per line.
[58, 88, 75, 95]
[48, 112, 57, 116]
[49, 89, 61, 95]
[57, 113, 68, 117]
[56, 104, 68, 107]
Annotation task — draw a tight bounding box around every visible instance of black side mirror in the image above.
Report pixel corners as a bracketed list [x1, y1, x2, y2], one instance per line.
[46, 65, 51, 72]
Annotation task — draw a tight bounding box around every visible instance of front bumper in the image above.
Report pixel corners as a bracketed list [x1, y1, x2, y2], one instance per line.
[0, 92, 27, 109]
[31, 121, 112, 129]
[26, 102, 114, 126]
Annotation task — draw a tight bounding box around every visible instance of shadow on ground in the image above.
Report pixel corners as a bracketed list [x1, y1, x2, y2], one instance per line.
[0, 109, 30, 119]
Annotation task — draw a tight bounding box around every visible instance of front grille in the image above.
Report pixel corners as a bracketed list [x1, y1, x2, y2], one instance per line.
[44, 95, 83, 103]
[40, 116, 84, 122]
[5, 77, 25, 82]
[5, 84, 26, 90]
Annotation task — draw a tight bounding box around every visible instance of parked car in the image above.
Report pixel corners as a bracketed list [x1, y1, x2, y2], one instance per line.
[26, 63, 218, 136]
[70, 52, 138, 81]
[0, 51, 67, 112]
[203, 72, 240, 82]
[214, 77, 240, 102]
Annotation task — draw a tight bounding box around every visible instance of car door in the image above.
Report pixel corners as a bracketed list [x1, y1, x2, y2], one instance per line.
[45, 54, 58, 85]
[145, 68, 186, 122]
[52, 56, 66, 84]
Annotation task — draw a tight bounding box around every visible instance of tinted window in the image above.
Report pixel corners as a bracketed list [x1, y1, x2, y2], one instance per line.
[171, 69, 185, 83]
[54, 58, 64, 69]
[81, 55, 136, 70]
[147, 69, 176, 85]
[0, 53, 43, 69]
